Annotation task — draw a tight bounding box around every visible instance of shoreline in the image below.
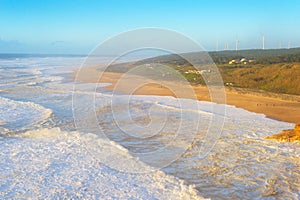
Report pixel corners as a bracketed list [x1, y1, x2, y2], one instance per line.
[74, 67, 300, 124]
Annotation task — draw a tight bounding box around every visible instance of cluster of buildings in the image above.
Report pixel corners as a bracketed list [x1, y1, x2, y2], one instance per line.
[228, 58, 255, 65]
[184, 69, 211, 74]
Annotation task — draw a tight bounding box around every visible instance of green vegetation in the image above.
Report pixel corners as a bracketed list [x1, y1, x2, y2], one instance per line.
[106, 48, 300, 95]
[218, 63, 300, 94]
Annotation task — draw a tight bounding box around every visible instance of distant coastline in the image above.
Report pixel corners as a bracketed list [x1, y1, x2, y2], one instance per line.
[74, 67, 300, 124]
[73, 47, 300, 124]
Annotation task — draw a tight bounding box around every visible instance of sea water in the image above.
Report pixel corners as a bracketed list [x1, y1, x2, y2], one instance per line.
[0, 55, 299, 199]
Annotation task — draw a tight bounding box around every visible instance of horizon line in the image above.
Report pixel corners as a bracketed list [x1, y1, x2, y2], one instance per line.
[1, 46, 300, 57]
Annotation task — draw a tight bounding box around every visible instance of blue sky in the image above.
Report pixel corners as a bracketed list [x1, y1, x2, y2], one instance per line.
[0, 0, 299, 54]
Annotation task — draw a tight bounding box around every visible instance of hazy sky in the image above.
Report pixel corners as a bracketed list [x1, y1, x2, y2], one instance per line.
[0, 0, 299, 54]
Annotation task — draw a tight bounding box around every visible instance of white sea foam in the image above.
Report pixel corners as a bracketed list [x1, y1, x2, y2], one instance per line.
[0, 96, 52, 131]
[0, 128, 205, 199]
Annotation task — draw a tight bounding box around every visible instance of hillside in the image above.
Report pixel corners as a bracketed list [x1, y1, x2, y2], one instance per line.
[219, 63, 300, 95]
[105, 48, 300, 95]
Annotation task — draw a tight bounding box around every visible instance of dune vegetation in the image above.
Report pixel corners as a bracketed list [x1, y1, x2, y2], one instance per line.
[106, 48, 300, 95]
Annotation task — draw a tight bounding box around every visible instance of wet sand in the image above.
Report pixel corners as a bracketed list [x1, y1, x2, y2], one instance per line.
[74, 67, 300, 124]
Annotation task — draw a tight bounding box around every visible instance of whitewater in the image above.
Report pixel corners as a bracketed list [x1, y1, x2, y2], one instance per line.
[0, 56, 299, 199]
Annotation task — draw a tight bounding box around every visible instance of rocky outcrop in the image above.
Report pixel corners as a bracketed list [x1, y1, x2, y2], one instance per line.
[294, 124, 300, 131]
[265, 124, 300, 142]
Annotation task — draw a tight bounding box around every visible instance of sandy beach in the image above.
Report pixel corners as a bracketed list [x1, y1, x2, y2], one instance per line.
[74, 67, 300, 124]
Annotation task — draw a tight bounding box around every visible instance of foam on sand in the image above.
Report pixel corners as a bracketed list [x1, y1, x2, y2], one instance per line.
[0, 128, 206, 199]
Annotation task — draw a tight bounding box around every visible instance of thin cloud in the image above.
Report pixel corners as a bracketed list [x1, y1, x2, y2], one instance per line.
[51, 40, 65, 46]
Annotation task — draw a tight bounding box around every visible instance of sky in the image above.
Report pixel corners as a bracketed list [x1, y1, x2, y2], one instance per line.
[0, 0, 300, 54]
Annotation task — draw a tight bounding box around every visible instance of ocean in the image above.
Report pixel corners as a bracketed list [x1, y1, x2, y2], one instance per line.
[0, 55, 299, 199]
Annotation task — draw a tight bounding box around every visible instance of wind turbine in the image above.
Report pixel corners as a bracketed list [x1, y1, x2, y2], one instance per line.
[224, 42, 228, 50]
[262, 34, 265, 50]
[235, 38, 239, 51]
